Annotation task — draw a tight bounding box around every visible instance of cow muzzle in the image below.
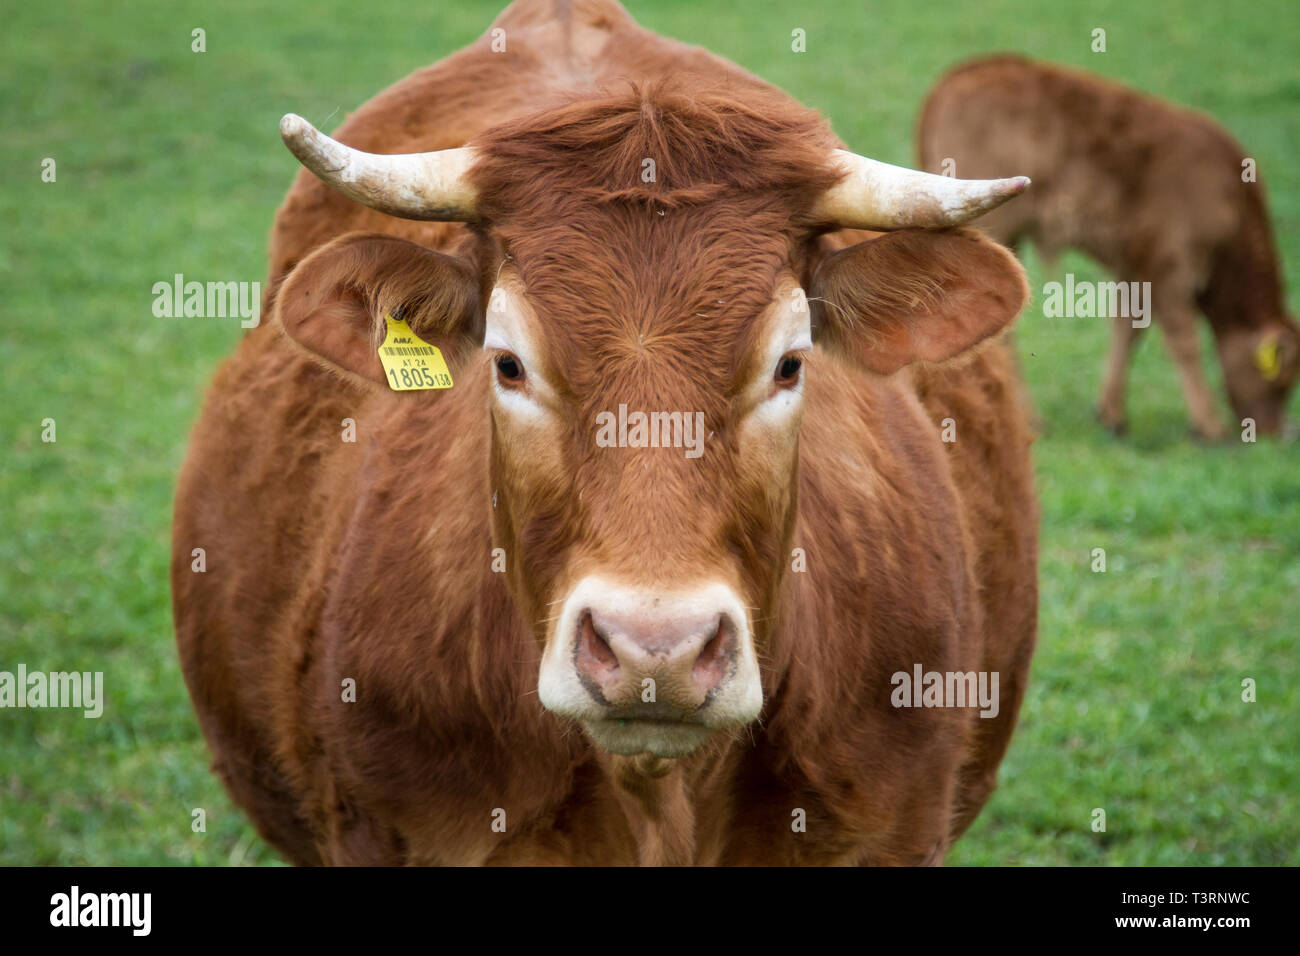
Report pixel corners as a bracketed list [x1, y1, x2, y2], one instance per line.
[538, 578, 763, 758]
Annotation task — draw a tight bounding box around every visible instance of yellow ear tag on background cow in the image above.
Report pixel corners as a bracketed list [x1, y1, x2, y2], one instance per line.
[1255, 339, 1281, 381]
[378, 313, 453, 391]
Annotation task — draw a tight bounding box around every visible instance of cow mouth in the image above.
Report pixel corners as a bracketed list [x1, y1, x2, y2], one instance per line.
[580, 716, 715, 759]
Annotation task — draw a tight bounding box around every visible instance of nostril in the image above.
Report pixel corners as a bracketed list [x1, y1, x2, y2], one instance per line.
[576, 610, 620, 680]
[691, 615, 734, 691]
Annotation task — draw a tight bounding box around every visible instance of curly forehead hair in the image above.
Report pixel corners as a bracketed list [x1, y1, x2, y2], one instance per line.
[464, 81, 845, 389]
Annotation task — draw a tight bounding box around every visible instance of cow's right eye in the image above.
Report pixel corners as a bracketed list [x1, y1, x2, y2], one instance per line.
[495, 353, 525, 385]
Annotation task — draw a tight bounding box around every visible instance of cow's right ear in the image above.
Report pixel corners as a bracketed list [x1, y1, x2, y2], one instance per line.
[275, 232, 480, 388]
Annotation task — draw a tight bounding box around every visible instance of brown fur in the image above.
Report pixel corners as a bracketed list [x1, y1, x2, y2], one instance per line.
[173, 0, 1039, 866]
[919, 54, 1300, 439]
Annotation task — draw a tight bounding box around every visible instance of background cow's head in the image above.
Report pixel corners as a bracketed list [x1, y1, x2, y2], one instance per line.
[273, 85, 1029, 760]
[1217, 316, 1300, 437]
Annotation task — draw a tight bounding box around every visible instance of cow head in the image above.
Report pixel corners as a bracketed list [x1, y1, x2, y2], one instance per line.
[1218, 317, 1300, 437]
[274, 87, 1029, 759]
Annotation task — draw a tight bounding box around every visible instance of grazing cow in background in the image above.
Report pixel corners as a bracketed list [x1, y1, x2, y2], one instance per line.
[173, 0, 1039, 865]
[919, 54, 1300, 440]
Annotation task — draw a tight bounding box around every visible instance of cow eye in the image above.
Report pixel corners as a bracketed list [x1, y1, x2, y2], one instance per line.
[495, 352, 525, 385]
[775, 353, 803, 386]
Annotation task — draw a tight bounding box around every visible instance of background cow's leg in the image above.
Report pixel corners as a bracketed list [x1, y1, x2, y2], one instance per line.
[1097, 312, 1147, 434]
[1156, 296, 1228, 440]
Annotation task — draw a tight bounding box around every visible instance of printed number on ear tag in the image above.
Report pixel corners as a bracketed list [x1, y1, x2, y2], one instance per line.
[378, 314, 453, 391]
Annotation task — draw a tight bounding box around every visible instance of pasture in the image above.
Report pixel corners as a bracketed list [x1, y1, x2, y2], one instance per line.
[1, 0, 1296, 864]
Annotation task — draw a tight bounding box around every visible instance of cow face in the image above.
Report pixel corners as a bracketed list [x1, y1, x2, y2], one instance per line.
[1218, 319, 1300, 437]
[480, 238, 811, 758]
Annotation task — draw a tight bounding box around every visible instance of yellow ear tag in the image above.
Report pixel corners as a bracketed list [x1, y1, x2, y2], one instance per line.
[1255, 339, 1281, 381]
[378, 313, 453, 391]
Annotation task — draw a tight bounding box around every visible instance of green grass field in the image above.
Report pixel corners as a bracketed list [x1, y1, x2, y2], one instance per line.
[2, 0, 1296, 865]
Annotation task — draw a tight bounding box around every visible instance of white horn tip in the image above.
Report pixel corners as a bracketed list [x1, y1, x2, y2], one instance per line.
[962, 175, 1031, 220]
[280, 113, 310, 143]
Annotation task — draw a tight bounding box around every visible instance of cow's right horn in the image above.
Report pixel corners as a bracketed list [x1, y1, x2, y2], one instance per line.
[813, 149, 1029, 230]
[279, 113, 479, 221]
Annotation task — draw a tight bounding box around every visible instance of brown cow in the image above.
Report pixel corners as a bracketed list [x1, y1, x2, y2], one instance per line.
[919, 54, 1300, 440]
[172, 0, 1039, 865]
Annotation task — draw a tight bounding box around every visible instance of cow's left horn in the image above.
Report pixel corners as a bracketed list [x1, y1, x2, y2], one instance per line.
[279, 113, 479, 221]
[813, 149, 1029, 230]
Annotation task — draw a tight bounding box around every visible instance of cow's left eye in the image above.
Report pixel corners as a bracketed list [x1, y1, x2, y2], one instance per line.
[775, 353, 803, 386]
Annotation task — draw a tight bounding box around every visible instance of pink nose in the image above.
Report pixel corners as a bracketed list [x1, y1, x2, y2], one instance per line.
[573, 604, 737, 714]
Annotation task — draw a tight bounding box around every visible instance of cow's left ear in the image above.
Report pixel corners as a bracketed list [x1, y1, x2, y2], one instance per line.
[809, 227, 1028, 375]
